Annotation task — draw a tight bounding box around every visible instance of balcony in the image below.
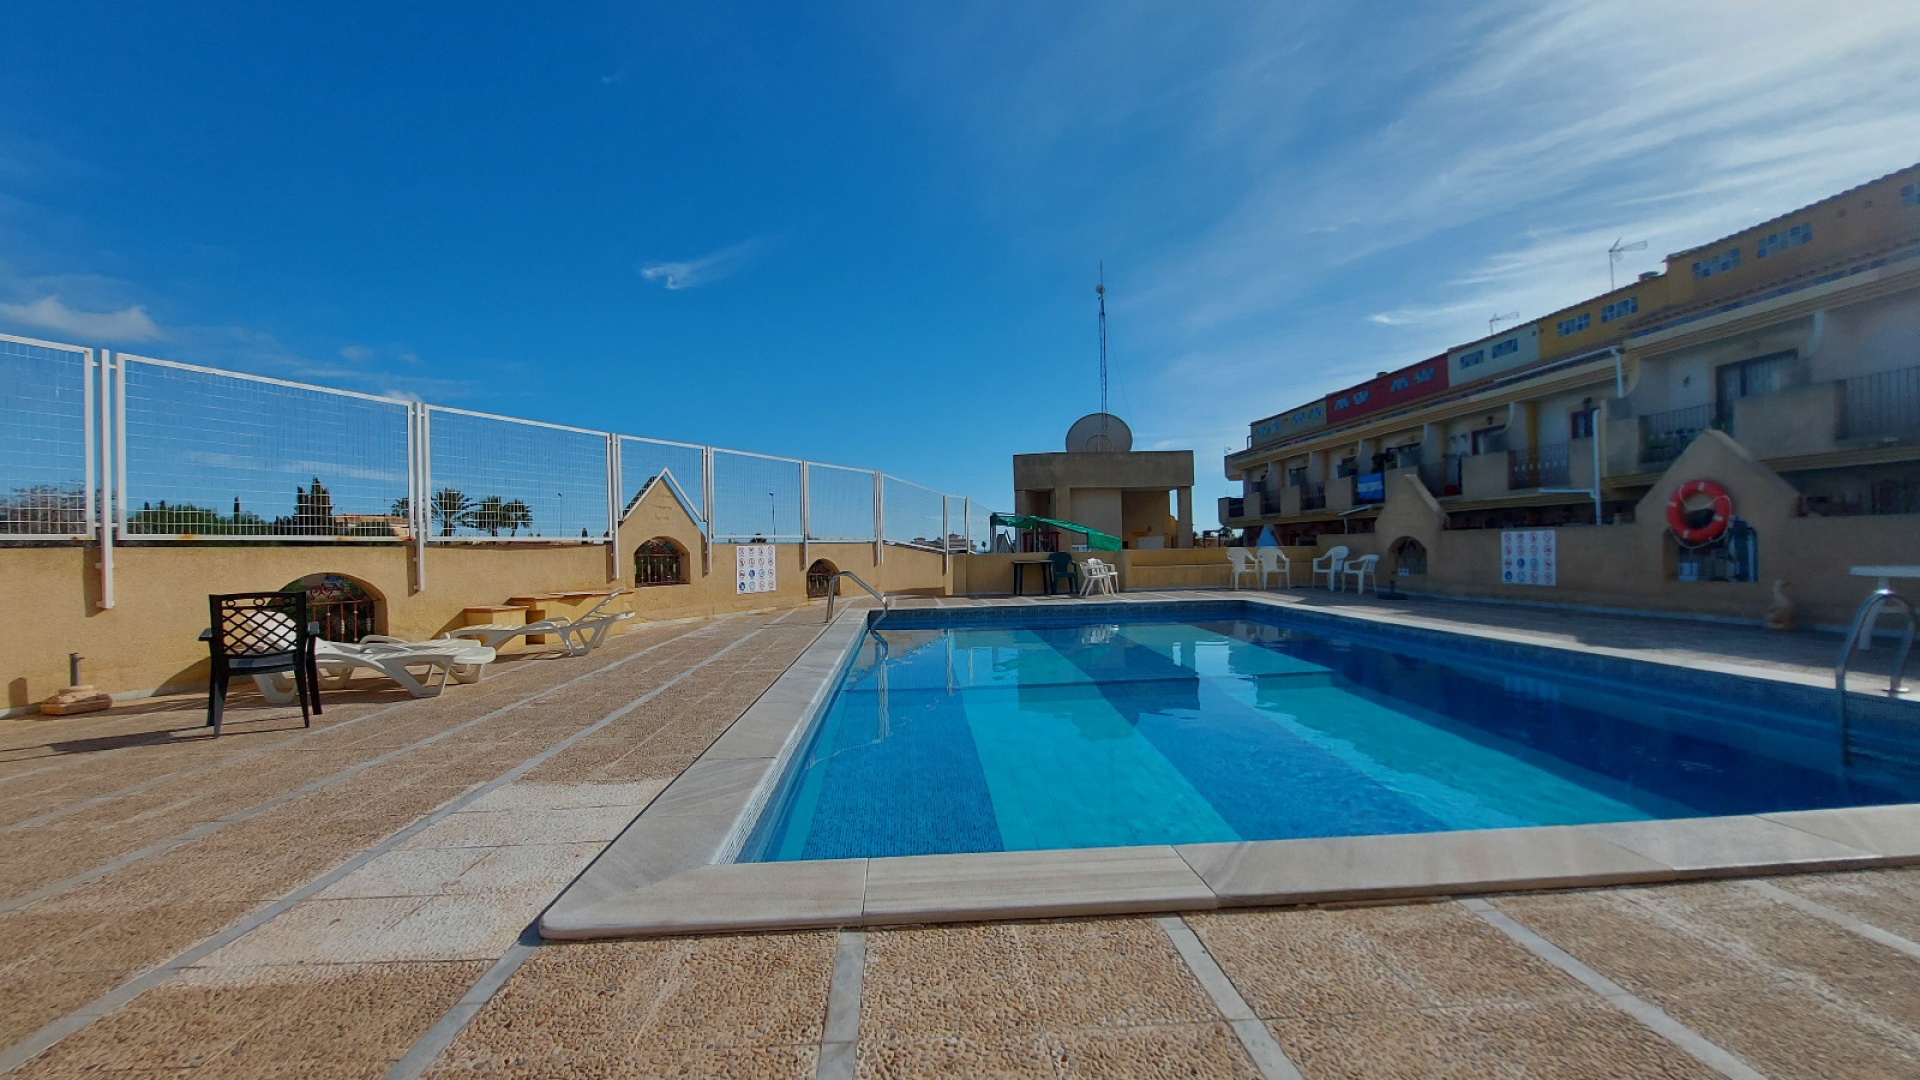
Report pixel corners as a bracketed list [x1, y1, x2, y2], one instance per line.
[1219, 496, 1245, 524]
[1299, 481, 1326, 511]
[1840, 364, 1920, 443]
[1326, 475, 1357, 513]
[1639, 404, 1722, 470]
[1509, 443, 1570, 489]
[1461, 453, 1512, 500]
[1420, 455, 1463, 497]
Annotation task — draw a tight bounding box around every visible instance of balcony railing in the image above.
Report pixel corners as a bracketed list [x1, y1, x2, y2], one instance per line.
[1640, 404, 1723, 469]
[1220, 496, 1245, 522]
[1300, 481, 1326, 511]
[1839, 364, 1920, 441]
[1509, 442, 1570, 489]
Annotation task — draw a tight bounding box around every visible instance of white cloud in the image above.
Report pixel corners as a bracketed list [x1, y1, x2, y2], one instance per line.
[638, 239, 763, 290]
[339, 344, 374, 362]
[0, 295, 161, 342]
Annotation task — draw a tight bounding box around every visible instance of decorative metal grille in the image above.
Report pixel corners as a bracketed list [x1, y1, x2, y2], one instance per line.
[0, 335, 91, 537]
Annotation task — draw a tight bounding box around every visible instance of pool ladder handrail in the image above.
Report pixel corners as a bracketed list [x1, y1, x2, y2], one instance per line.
[1835, 585, 1917, 763]
[825, 571, 892, 623]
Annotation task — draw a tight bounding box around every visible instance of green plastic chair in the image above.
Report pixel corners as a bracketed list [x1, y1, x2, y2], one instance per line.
[1047, 551, 1081, 595]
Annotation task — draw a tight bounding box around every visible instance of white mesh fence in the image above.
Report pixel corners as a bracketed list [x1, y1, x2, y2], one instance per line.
[711, 450, 802, 541]
[883, 475, 947, 551]
[0, 335, 92, 537]
[5, 339, 998, 551]
[425, 408, 609, 540]
[807, 464, 875, 542]
[120, 356, 411, 539]
[619, 437, 705, 523]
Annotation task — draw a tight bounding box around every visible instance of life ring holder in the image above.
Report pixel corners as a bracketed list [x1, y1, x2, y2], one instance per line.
[1667, 479, 1733, 546]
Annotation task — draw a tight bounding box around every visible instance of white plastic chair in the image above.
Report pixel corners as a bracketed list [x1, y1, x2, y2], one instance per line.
[1313, 545, 1351, 591]
[1080, 557, 1119, 596]
[1256, 548, 1292, 589]
[1343, 554, 1381, 595]
[446, 590, 635, 656]
[1228, 548, 1259, 590]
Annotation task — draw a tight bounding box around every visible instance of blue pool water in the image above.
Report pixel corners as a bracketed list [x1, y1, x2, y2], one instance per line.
[742, 605, 1920, 861]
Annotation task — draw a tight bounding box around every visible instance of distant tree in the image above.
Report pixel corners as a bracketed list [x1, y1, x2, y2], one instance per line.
[276, 477, 337, 535]
[0, 483, 86, 534]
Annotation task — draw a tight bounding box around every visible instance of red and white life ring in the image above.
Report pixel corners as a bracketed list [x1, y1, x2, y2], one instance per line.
[1667, 479, 1733, 545]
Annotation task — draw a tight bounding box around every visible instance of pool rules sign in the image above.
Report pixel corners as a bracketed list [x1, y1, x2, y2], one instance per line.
[736, 544, 777, 594]
[1500, 529, 1557, 586]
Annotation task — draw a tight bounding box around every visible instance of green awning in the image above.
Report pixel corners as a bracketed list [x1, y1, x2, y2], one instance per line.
[989, 513, 1122, 551]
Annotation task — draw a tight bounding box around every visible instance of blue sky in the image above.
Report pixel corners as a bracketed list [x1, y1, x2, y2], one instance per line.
[4, 1, 1919, 526]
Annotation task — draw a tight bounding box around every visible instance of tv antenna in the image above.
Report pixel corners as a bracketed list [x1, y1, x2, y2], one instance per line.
[1096, 264, 1109, 439]
[1489, 311, 1520, 334]
[1608, 237, 1647, 291]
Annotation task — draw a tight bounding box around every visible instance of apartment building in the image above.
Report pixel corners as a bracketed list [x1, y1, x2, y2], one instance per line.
[1223, 165, 1920, 562]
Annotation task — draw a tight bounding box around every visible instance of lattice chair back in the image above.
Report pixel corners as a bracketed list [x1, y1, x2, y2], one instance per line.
[203, 591, 320, 735]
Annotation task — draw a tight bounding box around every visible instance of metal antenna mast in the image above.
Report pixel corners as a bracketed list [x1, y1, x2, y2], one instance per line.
[1096, 264, 1109, 434]
[1608, 237, 1648, 291]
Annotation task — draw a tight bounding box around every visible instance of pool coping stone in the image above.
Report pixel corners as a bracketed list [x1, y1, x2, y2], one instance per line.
[540, 595, 1920, 940]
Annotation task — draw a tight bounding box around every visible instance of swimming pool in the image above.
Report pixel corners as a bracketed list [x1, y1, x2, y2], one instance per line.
[742, 603, 1920, 862]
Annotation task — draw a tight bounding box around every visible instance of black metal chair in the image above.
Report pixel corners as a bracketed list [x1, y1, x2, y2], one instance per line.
[1047, 551, 1081, 596]
[201, 591, 322, 736]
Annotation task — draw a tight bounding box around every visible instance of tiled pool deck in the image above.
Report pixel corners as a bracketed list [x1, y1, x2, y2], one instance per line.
[0, 593, 1917, 1077]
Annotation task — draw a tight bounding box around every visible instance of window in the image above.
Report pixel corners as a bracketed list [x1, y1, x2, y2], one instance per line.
[1756, 222, 1812, 258]
[1491, 338, 1519, 358]
[1692, 247, 1741, 279]
[1457, 349, 1485, 369]
[634, 537, 687, 586]
[1471, 426, 1507, 455]
[1600, 296, 1639, 323]
[1715, 350, 1795, 422]
[1285, 466, 1308, 487]
[1389, 375, 1410, 391]
[1904, 183, 1920, 207]
[1570, 408, 1596, 440]
[1555, 313, 1591, 337]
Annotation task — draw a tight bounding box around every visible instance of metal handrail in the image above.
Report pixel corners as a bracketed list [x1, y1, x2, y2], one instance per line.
[825, 570, 892, 623]
[1835, 586, 1917, 763]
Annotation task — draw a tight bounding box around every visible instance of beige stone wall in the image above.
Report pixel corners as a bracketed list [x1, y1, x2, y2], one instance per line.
[1, 480, 951, 709]
[1344, 431, 1920, 627]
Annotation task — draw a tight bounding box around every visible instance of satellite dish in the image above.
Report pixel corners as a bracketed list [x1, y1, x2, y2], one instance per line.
[1065, 413, 1132, 453]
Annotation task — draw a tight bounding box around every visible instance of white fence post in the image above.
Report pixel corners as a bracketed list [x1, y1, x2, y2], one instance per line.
[95, 352, 114, 609]
[606, 433, 621, 583]
[799, 460, 811, 571]
[701, 446, 715, 574]
[942, 496, 950, 575]
[871, 470, 884, 565]
[411, 402, 429, 593]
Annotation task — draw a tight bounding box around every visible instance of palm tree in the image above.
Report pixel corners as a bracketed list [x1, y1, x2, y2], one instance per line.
[430, 488, 476, 536]
[501, 498, 533, 537]
[473, 495, 507, 537]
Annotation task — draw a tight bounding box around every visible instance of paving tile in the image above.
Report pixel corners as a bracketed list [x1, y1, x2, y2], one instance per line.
[1653, 984, 1920, 1080]
[1047, 1021, 1262, 1079]
[1342, 901, 1588, 1008]
[854, 1034, 1059, 1079]
[459, 780, 664, 814]
[1186, 909, 1430, 1020]
[1015, 919, 1219, 1031]
[192, 897, 432, 967]
[1491, 890, 1772, 996]
[1769, 867, 1920, 944]
[1267, 998, 1720, 1079]
[641, 932, 837, 1050]
[861, 924, 1045, 1044]
[395, 805, 640, 850]
[0, 968, 130, 1048]
[444, 941, 676, 1057]
[626, 1043, 818, 1079]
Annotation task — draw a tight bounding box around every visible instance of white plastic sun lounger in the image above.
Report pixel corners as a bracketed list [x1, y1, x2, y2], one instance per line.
[445, 590, 635, 657]
[255, 638, 495, 701]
